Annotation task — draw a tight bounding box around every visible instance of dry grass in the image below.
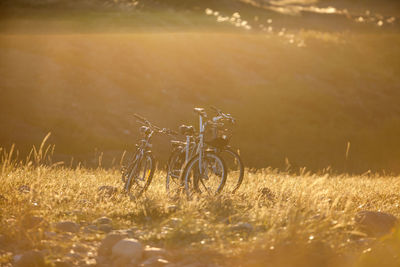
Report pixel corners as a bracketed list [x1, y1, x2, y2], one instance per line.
[1, 141, 399, 266]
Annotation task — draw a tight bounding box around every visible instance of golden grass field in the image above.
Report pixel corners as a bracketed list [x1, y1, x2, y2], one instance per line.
[0, 139, 399, 266]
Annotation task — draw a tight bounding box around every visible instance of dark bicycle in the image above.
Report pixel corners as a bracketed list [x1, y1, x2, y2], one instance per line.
[122, 114, 177, 196]
[208, 106, 244, 193]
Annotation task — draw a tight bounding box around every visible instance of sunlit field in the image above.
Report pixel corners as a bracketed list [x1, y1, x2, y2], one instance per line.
[0, 140, 399, 266]
[1, 0, 400, 266]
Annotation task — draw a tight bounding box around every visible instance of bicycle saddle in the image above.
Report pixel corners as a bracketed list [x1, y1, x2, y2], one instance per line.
[170, 140, 185, 147]
[194, 107, 207, 117]
[179, 125, 195, 136]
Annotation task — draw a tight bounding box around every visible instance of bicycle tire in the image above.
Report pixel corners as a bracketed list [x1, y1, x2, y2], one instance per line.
[124, 152, 155, 196]
[220, 148, 244, 193]
[181, 152, 227, 197]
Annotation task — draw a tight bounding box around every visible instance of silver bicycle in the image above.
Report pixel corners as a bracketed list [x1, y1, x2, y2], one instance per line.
[166, 107, 244, 194]
[179, 108, 228, 196]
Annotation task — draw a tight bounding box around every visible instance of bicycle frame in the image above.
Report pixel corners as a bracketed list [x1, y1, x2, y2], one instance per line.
[169, 107, 234, 180]
[125, 130, 153, 187]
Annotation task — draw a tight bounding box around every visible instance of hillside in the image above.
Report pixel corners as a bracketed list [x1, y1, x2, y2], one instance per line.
[0, 0, 400, 172]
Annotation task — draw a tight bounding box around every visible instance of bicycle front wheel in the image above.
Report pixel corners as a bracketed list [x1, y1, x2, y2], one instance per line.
[124, 152, 155, 196]
[182, 152, 227, 197]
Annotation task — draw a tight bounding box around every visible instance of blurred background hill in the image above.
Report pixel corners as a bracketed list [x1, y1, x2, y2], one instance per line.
[0, 0, 399, 172]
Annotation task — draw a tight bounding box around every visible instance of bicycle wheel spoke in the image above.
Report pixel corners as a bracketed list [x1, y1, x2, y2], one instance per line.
[199, 177, 212, 195]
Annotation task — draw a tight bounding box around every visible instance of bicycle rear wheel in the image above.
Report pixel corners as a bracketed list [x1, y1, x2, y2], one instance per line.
[124, 152, 155, 196]
[182, 152, 227, 197]
[166, 149, 185, 194]
[219, 148, 244, 193]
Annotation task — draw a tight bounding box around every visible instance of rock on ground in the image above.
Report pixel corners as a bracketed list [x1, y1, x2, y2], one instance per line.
[83, 225, 98, 234]
[112, 238, 143, 261]
[55, 221, 80, 233]
[18, 185, 30, 193]
[98, 224, 113, 233]
[98, 186, 118, 197]
[355, 210, 399, 237]
[143, 246, 167, 259]
[22, 216, 46, 229]
[140, 256, 169, 266]
[14, 250, 45, 267]
[94, 217, 113, 225]
[258, 187, 275, 200]
[98, 232, 129, 256]
[0, 194, 7, 203]
[167, 205, 179, 213]
[53, 260, 72, 267]
[231, 222, 254, 232]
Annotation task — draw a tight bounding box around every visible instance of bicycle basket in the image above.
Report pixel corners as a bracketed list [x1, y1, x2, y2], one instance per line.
[204, 123, 233, 148]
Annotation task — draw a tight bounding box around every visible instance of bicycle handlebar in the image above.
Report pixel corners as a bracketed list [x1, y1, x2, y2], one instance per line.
[134, 113, 146, 122]
[209, 107, 235, 123]
[134, 114, 178, 136]
[162, 128, 179, 136]
[210, 106, 220, 113]
[134, 113, 160, 130]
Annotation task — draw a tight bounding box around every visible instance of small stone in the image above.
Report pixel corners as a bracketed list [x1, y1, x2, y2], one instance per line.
[53, 260, 72, 267]
[258, 187, 275, 200]
[18, 185, 30, 193]
[85, 258, 97, 265]
[112, 238, 143, 261]
[94, 217, 112, 225]
[113, 257, 132, 266]
[66, 251, 82, 260]
[72, 243, 89, 253]
[44, 231, 57, 238]
[98, 186, 118, 197]
[140, 256, 169, 266]
[98, 224, 113, 233]
[0, 194, 7, 202]
[55, 221, 80, 233]
[143, 246, 167, 259]
[98, 233, 129, 256]
[167, 205, 179, 213]
[355, 211, 398, 237]
[231, 222, 253, 232]
[22, 215, 46, 229]
[168, 218, 182, 227]
[14, 250, 45, 267]
[109, 229, 135, 239]
[60, 232, 74, 241]
[83, 225, 98, 234]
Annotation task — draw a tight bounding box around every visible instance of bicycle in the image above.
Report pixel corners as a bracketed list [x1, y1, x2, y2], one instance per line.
[165, 124, 196, 194]
[122, 113, 177, 197]
[179, 108, 228, 197]
[166, 107, 244, 194]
